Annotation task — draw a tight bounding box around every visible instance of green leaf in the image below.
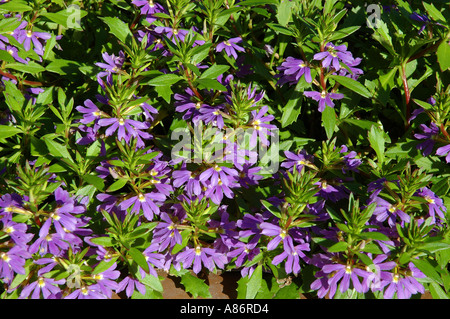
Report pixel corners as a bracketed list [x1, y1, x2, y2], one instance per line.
[5, 61, 45, 74]
[43, 138, 73, 160]
[327, 241, 348, 253]
[412, 258, 443, 285]
[196, 78, 227, 91]
[100, 16, 133, 45]
[368, 125, 386, 165]
[180, 272, 212, 298]
[0, 50, 16, 63]
[147, 73, 182, 86]
[321, 106, 336, 140]
[0, 0, 33, 12]
[0, 125, 21, 139]
[82, 174, 105, 192]
[92, 257, 118, 275]
[200, 64, 230, 79]
[422, 2, 446, 23]
[429, 282, 449, 299]
[358, 231, 390, 242]
[276, 0, 294, 26]
[246, 264, 263, 299]
[128, 247, 150, 273]
[46, 59, 81, 76]
[139, 273, 164, 292]
[261, 200, 282, 218]
[90, 236, 115, 247]
[330, 75, 371, 98]
[106, 178, 128, 192]
[437, 40, 450, 72]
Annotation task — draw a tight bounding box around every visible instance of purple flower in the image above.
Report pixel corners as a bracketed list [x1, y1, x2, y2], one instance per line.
[371, 196, 410, 227]
[215, 37, 245, 59]
[414, 122, 439, 156]
[436, 143, 450, 163]
[237, 164, 263, 188]
[152, 212, 183, 251]
[174, 87, 204, 121]
[65, 285, 108, 299]
[249, 105, 277, 148]
[321, 262, 368, 298]
[340, 145, 362, 173]
[4, 45, 27, 63]
[132, 0, 165, 16]
[383, 263, 426, 299]
[29, 232, 70, 257]
[119, 192, 166, 221]
[154, 26, 188, 42]
[172, 167, 202, 197]
[176, 245, 227, 274]
[304, 90, 344, 112]
[39, 187, 84, 240]
[142, 243, 166, 277]
[260, 222, 293, 251]
[362, 254, 396, 293]
[315, 180, 349, 202]
[20, 277, 65, 299]
[116, 276, 147, 298]
[281, 150, 314, 172]
[0, 246, 31, 283]
[98, 117, 151, 146]
[17, 29, 52, 56]
[277, 56, 312, 84]
[96, 51, 125, 87]
[227, 239, 260, 267]
[410, 12, 431, 34]
[1, 220, 32, 247]
[91, 263, 121, 298]
[271, 243, 310, 275]
[415, 187, 446, 224]
[313, 42, 354, 71]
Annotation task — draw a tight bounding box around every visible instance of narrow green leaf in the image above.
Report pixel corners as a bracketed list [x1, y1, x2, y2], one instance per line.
[368, 125, 386, 165]
[0, 0, 33, 12]
[106, 178, 128, 192]
[437, 40, 450, 72]
[246, 264, 263, 299]
[200, 64, 230, 79]
[128, 247, 150, 273]
[5, 61, 45, 74]
[90, 236, 115, 247]
[321, 106, 336, 139]
[147, 73, 182, 86]
[330, 75, 371, 98]
[0, 125, 21, 139]
[261, 200, 282, 218]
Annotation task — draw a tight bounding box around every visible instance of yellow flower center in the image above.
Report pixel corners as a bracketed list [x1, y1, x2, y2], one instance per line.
[195, 246, 202, 256]
[38, 277, 46, 287]
[1, 252, 10, 263]
[138, 193, 146, 202]
[26, 30, 33, 38]
[280, 229, 287, 239]
[118, 118, 125, 126]
[224, 40, 231, 46]
[425, 196, 435, 204]
[345, 265, 352, 274]
[4, 226, 14, 234]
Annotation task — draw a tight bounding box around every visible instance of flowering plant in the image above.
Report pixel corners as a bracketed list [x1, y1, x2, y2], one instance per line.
[0, 0, 450, 300]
